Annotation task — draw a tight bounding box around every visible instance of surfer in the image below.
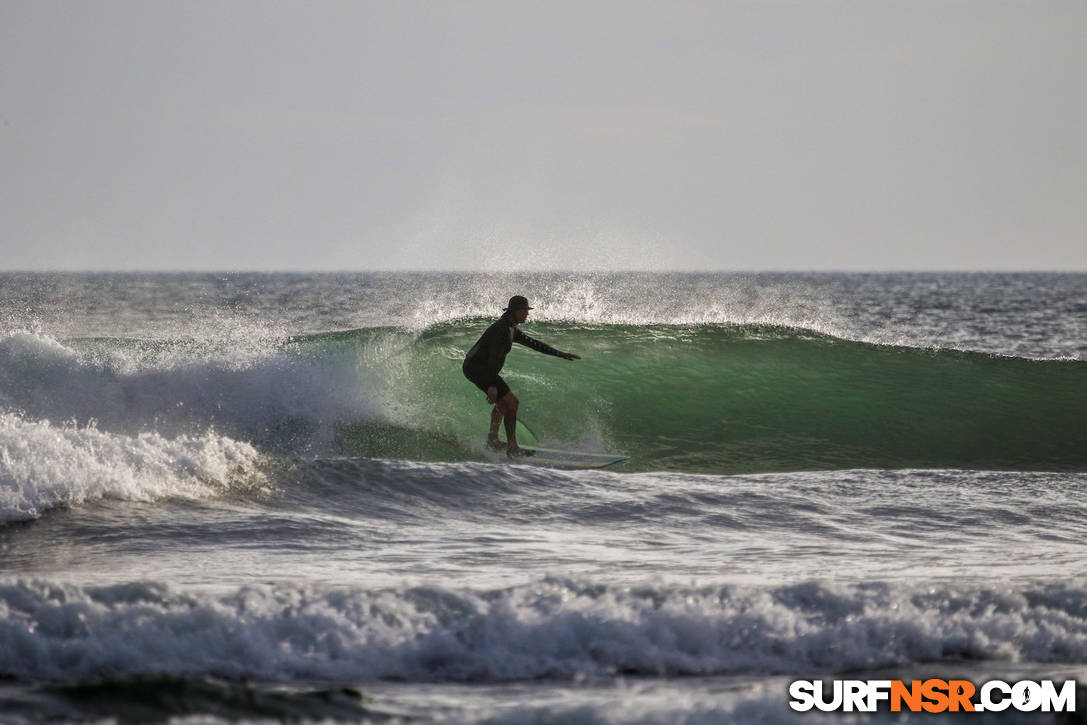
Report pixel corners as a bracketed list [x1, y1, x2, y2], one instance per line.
[463, 295, 580, 458]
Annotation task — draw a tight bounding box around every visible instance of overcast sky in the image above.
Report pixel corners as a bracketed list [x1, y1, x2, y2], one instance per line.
[2, 1, 1084, 271]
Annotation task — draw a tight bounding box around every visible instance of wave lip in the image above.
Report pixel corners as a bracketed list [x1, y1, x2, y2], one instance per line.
[0, 414, 266, 524]
[3, 578, 1087, 684]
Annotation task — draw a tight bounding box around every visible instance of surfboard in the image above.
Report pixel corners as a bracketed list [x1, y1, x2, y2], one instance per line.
[471, 419, 626, 469]
[483, 422, 627, 469]
[506, 446, 628, 470]
[512, 419, 539, 447]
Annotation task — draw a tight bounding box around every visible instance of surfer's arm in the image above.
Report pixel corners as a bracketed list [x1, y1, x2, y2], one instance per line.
[514, 329, 579, 359]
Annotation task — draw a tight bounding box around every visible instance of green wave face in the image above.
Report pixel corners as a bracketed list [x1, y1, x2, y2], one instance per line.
[330, 322, 1087, 474]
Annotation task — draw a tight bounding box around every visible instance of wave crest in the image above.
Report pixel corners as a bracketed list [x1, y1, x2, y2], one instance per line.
[2, 578, 1086, 683]
[0, 414, 267, 523]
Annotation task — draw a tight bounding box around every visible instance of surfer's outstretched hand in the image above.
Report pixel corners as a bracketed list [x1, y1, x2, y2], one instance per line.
[561, 352, 581, 360]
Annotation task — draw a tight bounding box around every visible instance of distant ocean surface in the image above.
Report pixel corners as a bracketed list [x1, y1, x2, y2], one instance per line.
[1, 271, 1085, 724]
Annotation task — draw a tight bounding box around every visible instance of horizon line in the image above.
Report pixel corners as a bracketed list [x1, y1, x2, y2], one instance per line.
[1, 268, 1085, 275]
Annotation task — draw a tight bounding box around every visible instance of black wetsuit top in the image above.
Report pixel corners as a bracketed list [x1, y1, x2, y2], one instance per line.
[462, 315, 564, 387]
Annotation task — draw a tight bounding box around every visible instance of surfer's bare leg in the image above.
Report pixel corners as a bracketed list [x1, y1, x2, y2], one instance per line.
[496, 394, 533, 457]
[487, 407, 503, 448]
[496, 393, 519, 448]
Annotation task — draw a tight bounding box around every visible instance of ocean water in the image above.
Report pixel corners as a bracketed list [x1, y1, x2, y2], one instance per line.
[0, 271, 1085, 724]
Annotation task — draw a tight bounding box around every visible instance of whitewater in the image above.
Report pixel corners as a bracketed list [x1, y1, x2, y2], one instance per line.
[0, 271, 1085, 724]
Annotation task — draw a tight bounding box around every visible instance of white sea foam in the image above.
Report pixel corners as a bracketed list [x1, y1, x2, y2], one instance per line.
[2, 578, 1086, 684]
[0, 331, 381, 449]
[0, 414, 266, 523]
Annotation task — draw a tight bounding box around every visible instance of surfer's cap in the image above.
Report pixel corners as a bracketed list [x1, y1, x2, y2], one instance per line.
[503, 295, 533, 312]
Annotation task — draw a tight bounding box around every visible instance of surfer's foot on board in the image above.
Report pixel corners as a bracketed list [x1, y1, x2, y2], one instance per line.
[507, 446, 535, 459]
[486, 432, 504, 450]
